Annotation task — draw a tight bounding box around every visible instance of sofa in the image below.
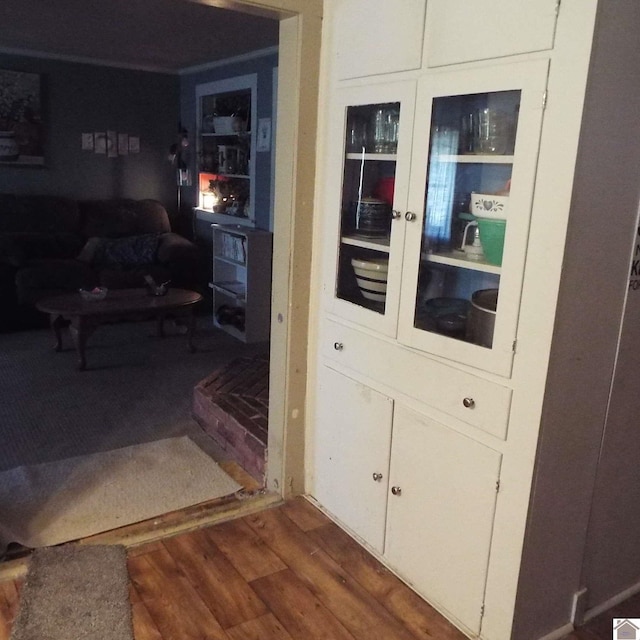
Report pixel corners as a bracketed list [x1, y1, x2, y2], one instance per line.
[0, 194, 201, 331]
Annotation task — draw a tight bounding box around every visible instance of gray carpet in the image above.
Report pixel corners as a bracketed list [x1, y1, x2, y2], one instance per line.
[10, 544, 133, 640]
[0, 319, 267, 471]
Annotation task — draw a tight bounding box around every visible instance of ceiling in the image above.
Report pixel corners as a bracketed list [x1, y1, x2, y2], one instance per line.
[0, 0, 280, 73]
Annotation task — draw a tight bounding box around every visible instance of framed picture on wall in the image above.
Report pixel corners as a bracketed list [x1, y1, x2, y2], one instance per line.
[0, 69, 43, 166]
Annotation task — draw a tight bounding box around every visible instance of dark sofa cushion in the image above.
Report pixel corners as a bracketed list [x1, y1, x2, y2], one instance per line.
[0, 232, 83, 267]
[80, 199, 171, 238]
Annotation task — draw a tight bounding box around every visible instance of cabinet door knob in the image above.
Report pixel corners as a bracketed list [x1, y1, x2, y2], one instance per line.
[404, 212, 417, 222]
[333, 342, 344, 351]
[391, 486, 402, 496]
[463, 397, 475, 409]
[391, 210, 402, 219]
[372, 472, 383, 482]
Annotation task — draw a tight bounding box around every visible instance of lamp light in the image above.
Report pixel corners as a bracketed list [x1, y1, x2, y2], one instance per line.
[202, 190, 217, 209]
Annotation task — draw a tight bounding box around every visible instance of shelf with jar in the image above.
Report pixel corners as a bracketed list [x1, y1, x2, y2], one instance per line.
[195, 75, 257, 228]
[338, 102, 400, 251]
[324, 61, 548, 376]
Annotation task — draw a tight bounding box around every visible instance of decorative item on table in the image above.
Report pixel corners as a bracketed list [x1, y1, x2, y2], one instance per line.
[351, 197, 392, 237]
[351, 257, 388, 303]
[79, 286, 108, 301]
[143, 274, 170, 296]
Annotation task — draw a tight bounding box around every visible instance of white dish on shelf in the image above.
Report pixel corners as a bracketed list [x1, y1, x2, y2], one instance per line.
[470, 192, 509, 219]
[351, 257, 388, 303]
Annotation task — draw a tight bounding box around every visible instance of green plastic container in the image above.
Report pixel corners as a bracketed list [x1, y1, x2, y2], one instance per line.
[477, 218, 506, 266]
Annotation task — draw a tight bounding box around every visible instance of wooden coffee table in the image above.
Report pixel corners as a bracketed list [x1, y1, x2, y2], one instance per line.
[36, 288, 203, 370]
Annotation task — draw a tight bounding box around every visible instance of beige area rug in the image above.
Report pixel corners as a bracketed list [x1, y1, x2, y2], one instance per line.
[10, 544, 132, 640]
[0, 436, 241, 551]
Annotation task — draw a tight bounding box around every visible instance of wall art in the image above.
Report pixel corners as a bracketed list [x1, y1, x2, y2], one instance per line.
[0, 69, 43, 165]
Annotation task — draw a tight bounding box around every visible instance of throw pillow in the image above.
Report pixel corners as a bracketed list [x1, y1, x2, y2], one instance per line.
[82, 234, 160, 267]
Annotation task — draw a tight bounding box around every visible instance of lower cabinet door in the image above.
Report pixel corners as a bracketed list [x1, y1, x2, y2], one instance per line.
[312, 365, 393, 553]
[385, 404, 502, 635]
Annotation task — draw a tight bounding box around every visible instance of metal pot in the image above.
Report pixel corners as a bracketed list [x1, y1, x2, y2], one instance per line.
[466, 289, 498, 348]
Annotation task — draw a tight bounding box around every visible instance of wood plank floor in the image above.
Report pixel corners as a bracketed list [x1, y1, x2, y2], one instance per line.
[0, 495, 636, 640]
[0, 497, 467, 640]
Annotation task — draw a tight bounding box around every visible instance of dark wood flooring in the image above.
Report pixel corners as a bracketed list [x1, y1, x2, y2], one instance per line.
[0, 496, 637, 640]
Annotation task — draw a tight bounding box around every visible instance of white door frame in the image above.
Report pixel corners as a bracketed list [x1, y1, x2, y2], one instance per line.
[189, 0, 322, 497]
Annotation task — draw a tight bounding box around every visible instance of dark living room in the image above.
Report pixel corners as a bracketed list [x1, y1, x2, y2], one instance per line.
[0, 0, 280, 556]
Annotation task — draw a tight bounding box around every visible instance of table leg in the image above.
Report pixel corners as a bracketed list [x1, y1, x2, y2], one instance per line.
[69, 316, 95, 370]
[50, 314, 65, 352]
[186, 310, 197, 353]
[157, 313, 166, 338]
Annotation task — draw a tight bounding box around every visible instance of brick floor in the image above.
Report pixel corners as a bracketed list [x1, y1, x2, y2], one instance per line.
[192, 354, 269, 483]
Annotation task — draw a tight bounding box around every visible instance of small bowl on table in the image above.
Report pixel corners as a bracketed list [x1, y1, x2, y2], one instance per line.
[79, 287, 108, 302]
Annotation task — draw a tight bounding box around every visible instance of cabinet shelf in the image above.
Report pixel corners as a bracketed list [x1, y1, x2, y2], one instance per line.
[424, 251, 502, 274]
[435, 153, 514, 164]
[201, 131, 251, 137]
[215, 172, 250, 179]
[196, 75, 257, 226]
[209, 281, 246, 301]
[345, 152, 397, 162]
[215, 255, 246, 267]
[341, 234, 391, 253]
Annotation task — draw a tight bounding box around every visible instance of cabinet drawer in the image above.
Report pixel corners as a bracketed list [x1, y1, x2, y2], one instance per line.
[324, 319, 512, 439]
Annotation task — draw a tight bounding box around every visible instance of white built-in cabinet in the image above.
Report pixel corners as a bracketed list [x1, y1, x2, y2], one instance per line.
[313, 367, 392, 554]
[311, 1, 610, 639]
[324, 60, 548, 376]
[313, 366, 502, 634]
[330, 0, 427, 80]
[423, 0, 559, 67]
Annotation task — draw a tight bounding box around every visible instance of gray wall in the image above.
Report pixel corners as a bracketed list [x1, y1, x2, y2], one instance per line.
[179, 50, 278, 231]
[0, 53, 179, 213]
[512, 2, 640, 637]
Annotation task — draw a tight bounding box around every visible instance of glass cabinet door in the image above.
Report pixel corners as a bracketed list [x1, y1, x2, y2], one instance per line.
[325, 82, 415, 337]
[399, 61, 549, 376]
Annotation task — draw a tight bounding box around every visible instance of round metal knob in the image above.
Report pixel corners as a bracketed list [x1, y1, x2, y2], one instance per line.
[391, 486, 402, 496]
[372, 472, 383, 482]
[463, 397, 475, 409]
[391, 210, 402, 219]
[334, 342, 344, 351]
[405, 212, 417, 222]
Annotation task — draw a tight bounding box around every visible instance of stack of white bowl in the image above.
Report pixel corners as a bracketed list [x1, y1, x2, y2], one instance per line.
[351, 257, 389, 302]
